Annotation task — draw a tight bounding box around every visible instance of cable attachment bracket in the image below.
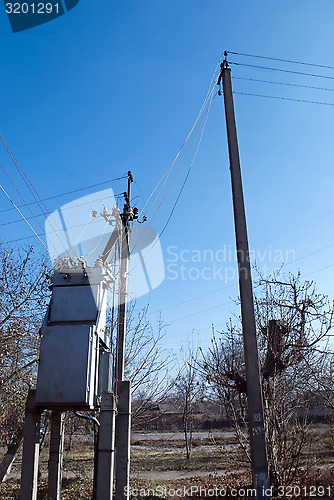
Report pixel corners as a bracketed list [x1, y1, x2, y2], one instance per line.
[217, 51, 229, 95]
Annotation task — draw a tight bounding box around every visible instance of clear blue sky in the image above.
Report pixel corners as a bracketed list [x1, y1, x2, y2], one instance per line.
[1, 1, 334, 355]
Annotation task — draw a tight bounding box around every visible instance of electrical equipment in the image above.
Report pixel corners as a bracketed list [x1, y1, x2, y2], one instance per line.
[35, 264, 114, 410]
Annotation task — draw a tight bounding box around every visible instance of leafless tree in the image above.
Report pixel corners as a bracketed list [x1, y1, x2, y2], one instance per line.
[200, 271, 334, 487]
[108, 302, 175, 426]
[173, 343, 204, 459]
[0, 245, 50, 446]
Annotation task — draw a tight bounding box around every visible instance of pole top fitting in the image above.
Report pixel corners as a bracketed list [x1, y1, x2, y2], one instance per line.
[217, 51, 230, 91]
[127, 171, 133, 183]
[223, 50, 229, 68]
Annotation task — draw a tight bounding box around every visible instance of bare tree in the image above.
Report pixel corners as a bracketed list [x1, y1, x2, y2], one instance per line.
[173, 343, 204, 459]
[0, 245, 50, 446]
[108, 302, 175, 426]
[201, 271, 334, 488]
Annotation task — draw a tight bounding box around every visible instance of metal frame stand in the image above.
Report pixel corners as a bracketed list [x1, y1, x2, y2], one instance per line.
[19, 390, 41, 500]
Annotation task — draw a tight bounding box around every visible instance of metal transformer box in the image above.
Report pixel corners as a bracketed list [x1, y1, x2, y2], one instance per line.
[36, 325, 98, 409]
[35, 265, 113, 410]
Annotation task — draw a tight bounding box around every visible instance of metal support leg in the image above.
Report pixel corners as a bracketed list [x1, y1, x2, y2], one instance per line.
[115, 381, 131, 500]
[94, 391, 116, 500]
[47, 411, 65, 500]
[19, 390, 41, 500]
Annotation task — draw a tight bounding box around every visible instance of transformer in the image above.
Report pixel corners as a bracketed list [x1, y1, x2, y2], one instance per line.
[35, 263, 114, 410]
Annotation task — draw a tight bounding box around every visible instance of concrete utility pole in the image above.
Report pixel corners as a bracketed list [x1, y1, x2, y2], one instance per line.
[115, 172, 132, 382]
[218, 53, 271, 499]
[115, 171, 134, 500]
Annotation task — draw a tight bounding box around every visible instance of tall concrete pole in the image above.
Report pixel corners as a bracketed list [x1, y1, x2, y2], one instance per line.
[115, 171, 133, 383]
[115, 171, 133, 500]
[115, 218, 129, 382]
[219, 56, 271, 498]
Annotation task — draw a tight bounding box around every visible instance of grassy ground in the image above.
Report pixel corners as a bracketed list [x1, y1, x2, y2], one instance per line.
[1, 427, 334, 498]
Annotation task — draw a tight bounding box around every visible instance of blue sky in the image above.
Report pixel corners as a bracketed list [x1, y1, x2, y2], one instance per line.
[1, 1, 334, 355]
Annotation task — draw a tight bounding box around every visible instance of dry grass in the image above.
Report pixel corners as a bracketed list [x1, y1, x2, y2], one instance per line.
[1, 426, 334, 498]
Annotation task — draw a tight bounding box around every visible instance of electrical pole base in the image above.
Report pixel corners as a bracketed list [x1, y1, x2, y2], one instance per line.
[255, 472, 271, 499]
[93, 391, 117, 500]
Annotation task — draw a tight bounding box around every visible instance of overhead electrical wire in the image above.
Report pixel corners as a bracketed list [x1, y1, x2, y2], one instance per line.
[138, 58, 221, 221]
[0, 133, 60, 235]
[142, 52, 334, 322]
[160, 299, 234, 325]
[0, 193, 119, 228]
[0, 184, 49, 252]
[3, 50, 334, 290]
[0, 132, 50, 220]
[138, 51, 334, 327]
[150, 91, 214, 231]
[158, 87, 215, 239]
[227, 51, 334, 71]
[230, 61, 334, 81]
[0, 136, 71, 259]
[128, 62, 219, 260]
[0, 160, 45, 234]
[234, 91, 334, 107]
[147, 280, 238, 318]
[0, 133, 125, 259]
[125, 86, 215, 284]
[0, 174, 128, 215]
[228, 53, 334, 106]
[129, 80, 217, 263]
[233, 76, 334, 93]
[0, 157, 65, 258]
[137, 64, 219, 225]
[0, 135, 128, 264]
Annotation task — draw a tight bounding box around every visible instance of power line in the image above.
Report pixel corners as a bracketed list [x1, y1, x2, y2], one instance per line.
[0, 161, 45, 233]
[0, 175, 128, 215]
[0, 134, 80, 260]
[227, 51, 334, 71]
[0, 184, 49, 252]
[233, 76, 334, 93]
[303, 262, 334, 279]
[147, 281, 238, 317]
[129, 66, 219, 259]
[234, 91, 334, 106]
[1, 217, 111, 245]
[159, 88, 215, 239]
[0, 193, 118, 227]
[230, 61, 334, 81]
[137, 67, 218, 225]
[165, 299, 234, 324]
[255, 208, 334, 249]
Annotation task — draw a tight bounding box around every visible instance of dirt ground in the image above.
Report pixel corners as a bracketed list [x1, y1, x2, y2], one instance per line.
[1, 427, 334, 499]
